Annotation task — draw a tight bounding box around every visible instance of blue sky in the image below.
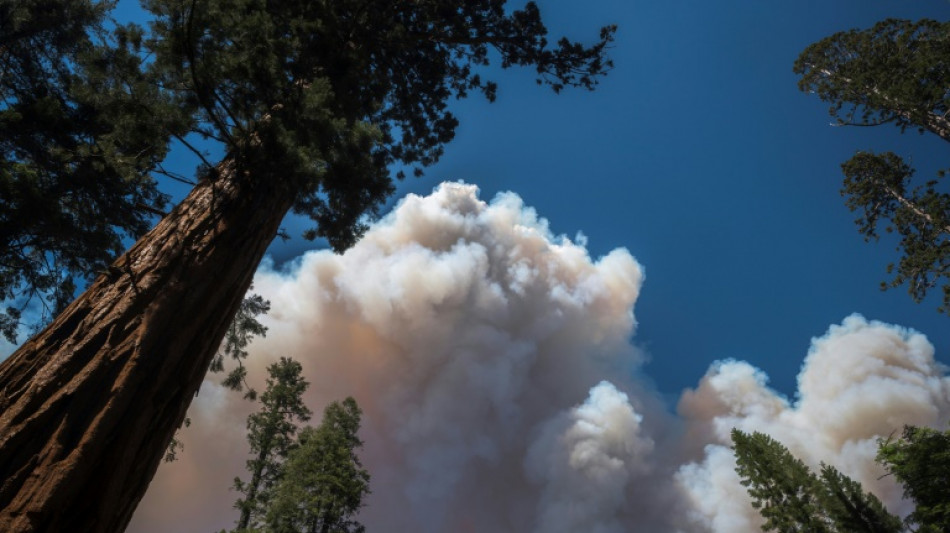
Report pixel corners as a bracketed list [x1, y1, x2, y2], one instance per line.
[112, 0, 950, 400]
[309, 0, 950, 400]
[430, 0, 950, 399]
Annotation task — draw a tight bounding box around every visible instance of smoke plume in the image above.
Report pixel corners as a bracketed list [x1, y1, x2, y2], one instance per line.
[128, 183, 949, 532]
[676, 315, 950, 531]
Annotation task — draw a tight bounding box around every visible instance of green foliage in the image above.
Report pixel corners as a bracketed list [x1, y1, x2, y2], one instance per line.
[732, 429, 902, 533]
[816, 464, 904, 533]
[794, 19, 950, 313]
[0, 0, 191, 339]
[232, 357, 312, 532]
[840, 152, 950, 311]
[265, 398, 370, 533]
[794, 19, 950, 136]
[141, 0, 616, 250]
[211, 291, 272, 401]
[164, 415, 190, 463]
[733, 430, 832, 532]
[2, 1, 609, 522]
[877, 426, 950, 532]
[2, 0, 614, 340]
[228, 370, 370, 533]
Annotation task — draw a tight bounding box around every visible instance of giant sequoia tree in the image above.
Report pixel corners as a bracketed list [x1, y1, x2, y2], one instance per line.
[0, 1, 615, 531]
[794, 19, 950, 312]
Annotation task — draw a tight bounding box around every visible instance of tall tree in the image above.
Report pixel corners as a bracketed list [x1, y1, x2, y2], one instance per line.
[732, 429, 902, 533]
[877, 425, 950, 532]
[794, 19, 950, 312]
[733, 429, 833, 533]
[0, 2, 616, 531]
[816, 464, 903, 533]
[232, 357, 312, 533]
[0, 0, 188, 340]
[265, 398, 370, 533]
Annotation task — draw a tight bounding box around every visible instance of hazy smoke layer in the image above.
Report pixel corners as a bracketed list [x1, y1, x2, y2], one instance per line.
[129, 183, 949, 533]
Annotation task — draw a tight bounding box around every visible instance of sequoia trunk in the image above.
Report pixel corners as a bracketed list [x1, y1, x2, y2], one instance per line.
[0, 160, 297, 532]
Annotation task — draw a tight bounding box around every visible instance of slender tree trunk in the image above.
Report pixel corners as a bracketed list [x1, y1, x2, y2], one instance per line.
[0, 158, 297, 532]
[236, 438, 273, 531]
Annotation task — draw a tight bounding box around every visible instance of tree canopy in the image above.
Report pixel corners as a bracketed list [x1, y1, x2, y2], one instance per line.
[2, 0, 616, 340]
[142, 0, 616, 250]
[0, 0, 189, 340]
[732, 429, 902, 533]
[264, 397, 370, 533]
[877, 426, 950, 532]
[232, 357, 312, 532]
[794, 19, 950, 312]
[734, 427, 950, 533]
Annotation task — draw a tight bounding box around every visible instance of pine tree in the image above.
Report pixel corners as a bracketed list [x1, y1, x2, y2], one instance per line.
[816, 464, 903, 533]
[794, 19, 950, 312]
[214, 291, 272, 401]
[732, 429, 902, 533]
[877, 425, 950, 532]
[732, 430, 833, 533]
[265, 398, 370, 533]
[0, 0, 189, 339]
[0, 2, 616, 531]
[232, 357, 312, 533]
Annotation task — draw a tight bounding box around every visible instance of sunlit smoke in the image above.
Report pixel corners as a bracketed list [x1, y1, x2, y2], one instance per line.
[129, 184, 949, 533]
[526, 381, 655, 533]
[131, 182, 648, 532]
[676, 315, 950, 531]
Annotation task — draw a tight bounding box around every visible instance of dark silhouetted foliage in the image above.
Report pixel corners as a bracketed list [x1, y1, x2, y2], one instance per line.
[732, 429, 902, 533]
[795, 19, 950, 313]
[232, 357, 312, 533]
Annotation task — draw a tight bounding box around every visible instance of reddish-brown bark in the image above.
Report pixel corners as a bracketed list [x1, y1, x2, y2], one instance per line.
[0, 160, 296, 532]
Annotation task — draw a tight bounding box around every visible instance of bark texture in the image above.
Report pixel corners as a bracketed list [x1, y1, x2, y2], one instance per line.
[0, 160, 296, 532]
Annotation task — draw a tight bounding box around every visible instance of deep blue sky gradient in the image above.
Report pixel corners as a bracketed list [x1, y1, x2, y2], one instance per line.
[118, 0, 950, 402]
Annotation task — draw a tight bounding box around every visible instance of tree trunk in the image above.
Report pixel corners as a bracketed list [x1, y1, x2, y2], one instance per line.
[236, 438, 273, 531]
[0, 159, 297, 532]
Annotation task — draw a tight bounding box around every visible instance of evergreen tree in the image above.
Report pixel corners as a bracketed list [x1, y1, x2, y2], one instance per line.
[232, 357, 312, 533]
[794, 19, 950, 313]
[816, 464, 903, 533]
[0, 0, 189, 340]
[732, 429, 902, 533]
[214, 291, 272, 401]
[877, 425, 950, 532]
[733, 430, 833, 533]
[265, 398, 370, 533]
[0, 2, 616, 531]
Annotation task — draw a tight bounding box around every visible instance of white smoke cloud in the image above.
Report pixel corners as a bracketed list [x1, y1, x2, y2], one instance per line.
[131, 182, 650, 532]
[526, 381, 655, 533]
[128, 183, 950, 533]
[676, 315, 950, 532]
